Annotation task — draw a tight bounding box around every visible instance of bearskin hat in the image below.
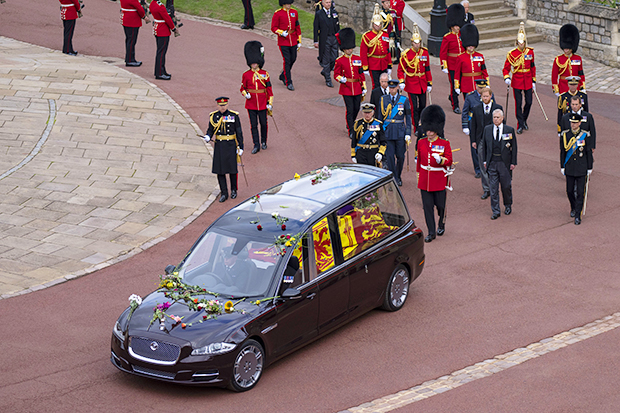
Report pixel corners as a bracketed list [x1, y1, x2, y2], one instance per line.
[279, 0, 294, 6]
[460, 24, 479, 48]
[420, 105, 446, 137]
[446, 4, 466, 29]
[336, 28, 356, 50]
[244, 41, 265, 68]
[559, 24, 579, 53]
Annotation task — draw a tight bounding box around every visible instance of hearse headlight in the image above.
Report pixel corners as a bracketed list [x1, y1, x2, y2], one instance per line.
[191, 342, 237, 356]
[113, 321, 125, 342]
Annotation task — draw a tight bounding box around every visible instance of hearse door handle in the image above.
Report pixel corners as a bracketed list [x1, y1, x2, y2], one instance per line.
[307, 293, 316, 300]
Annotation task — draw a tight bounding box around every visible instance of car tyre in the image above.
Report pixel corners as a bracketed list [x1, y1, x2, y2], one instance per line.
[381, 264, 410, 311]
[228, 339, 264, 392]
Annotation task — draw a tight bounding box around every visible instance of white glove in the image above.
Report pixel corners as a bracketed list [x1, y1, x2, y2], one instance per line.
[587, 169, 592, 176]
[582, 88, 587, 93]
[432, 153, 442, 163]
[505, 78, 511, 86]
[245, 93, 251, 99]
[266, 104, 272, 110]
[297, 43, 301, 51]
[427, 86, 432, 93]
[554, 92, 560, 97]
[532, 83, 536, 91]
[387, 69, 392, 77]
[561, 168, 565, 176]
[202, 135, 211, 143]
[364, 70, 370, 77]
[237, 148, 244, 156]
[455, 88, 460, 95]
[396, 42, 401, 49]
[362, 89, 367, 96]
[442, 68, 449, 74]
[463, 128, 470, 135]
[340, 76, 347, 84]
[375, 153, 382, 162]
[405, 135, 411, 143]
[281, 30, 288, 37]
[351, 157, 357, 163]
[399, 83, 405, 91]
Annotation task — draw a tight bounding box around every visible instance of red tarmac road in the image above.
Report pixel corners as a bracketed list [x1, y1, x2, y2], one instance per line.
[2, 1, 620, 411]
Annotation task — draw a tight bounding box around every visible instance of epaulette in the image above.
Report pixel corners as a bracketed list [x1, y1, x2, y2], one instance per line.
[421, 46, 428, 51]
[229, 110, 239, 115]
[209, 110, 219, 116]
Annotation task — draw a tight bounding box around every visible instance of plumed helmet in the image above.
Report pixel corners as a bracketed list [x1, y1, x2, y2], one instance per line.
[371, 3, 383, 27]
[516, 21, 527, 46]
[420, 105, 446, 137]
[460, 23, 479, 48]
[411, 23, 422, 44]
[244, 41, 265, 68]
[559, 23, 579, 53]
[446, 4, 466, 29]
[279, 0, 294, 6]
[336, 28, 356, 50]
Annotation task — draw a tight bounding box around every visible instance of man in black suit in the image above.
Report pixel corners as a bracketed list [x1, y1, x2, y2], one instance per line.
[313, 0, 340, 87]
[560, 95, 596, 150]
[470, 87, 502, 199]
[481, 108, 517, 220]
[462, 1, 475, 24]
[370, 72, 390, 119]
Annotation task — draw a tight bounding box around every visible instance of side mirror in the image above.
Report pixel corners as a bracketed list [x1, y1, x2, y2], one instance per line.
[281, 288, 302, 299]
[164, 264, 176, 275]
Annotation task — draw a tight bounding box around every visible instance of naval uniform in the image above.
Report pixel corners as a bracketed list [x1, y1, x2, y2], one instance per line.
[205, 110, 244, 197]
[59, 0, 81, 55]
[350, 117, 387, 166]
[379, 93, 411, 184]
[557, 90, 588, 132]
[560, 127, 593, 218]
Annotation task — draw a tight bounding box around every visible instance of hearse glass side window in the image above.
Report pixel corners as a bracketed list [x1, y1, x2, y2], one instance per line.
[336, 181, 408, 260]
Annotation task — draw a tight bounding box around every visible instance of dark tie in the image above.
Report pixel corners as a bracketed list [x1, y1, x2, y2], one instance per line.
[391, 96, 396, 105]
[485, 105, 489, 115]
[495, 127, 499, 141]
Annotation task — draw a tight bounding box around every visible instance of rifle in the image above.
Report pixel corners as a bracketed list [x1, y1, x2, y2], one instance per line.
[140, 0, 151, 24]
[165, 0, 183, 37]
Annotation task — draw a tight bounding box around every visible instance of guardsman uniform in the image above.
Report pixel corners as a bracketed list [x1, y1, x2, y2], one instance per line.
[454, 24, 488, 97]
[240, 41, 273, 154]
[271, 0, 302, 90]
[203, 97, 245, 203]
[416, 105, 453, 242]
[150, 0, 175, 80]
[398, 23, 431, 135]
[334, 28, 367, 137]
[361, 4, 392, 90]
[120, 0, 146, 66]
[439, 4, 466, 113]
[59, 0, 81, 55]
[560, 113, 593, 225]
[351, 103, 387, 166]
[379, 80, 411, 186]
[503, 23, 536, 133]
[552, 24, 585, 95]
[389, 0, 406, 33]
[241, 0, 255, 30]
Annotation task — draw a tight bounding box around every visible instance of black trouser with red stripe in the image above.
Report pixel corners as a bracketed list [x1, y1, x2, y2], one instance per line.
[421, 189, 446, 236]
[124, 26, 139, 64]
[242, 0, 255, 27]
[279, 45, 297, 86]
[408, 92, 426, 135]
[155, 36, 169, 77]
[62, 19, 76, 54]
[447, 70, 459, 110]
[370, 69, 387, 91]
[248, 109, 268, 147]
[217, 174, 238, 196]
[513, 88, 532, 129]
[343, 94, 362, 137]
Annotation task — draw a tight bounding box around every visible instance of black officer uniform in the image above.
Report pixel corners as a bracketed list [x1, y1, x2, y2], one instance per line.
[350, 103, 387, 166]
[560, 113, 593, 225]
[557, 76, 589, 131]
[204, 97, 244, 202]
[379, 79, 411, 185]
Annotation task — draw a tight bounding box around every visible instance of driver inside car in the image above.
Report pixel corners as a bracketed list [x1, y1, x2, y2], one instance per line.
[213, 246, 253, 288]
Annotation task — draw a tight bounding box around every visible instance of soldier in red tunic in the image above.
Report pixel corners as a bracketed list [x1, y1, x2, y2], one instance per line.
[503, 22, 536, 134]
[454, 24, 488, 102]
[552, 24, 585, 96]
[150, 1, 175, 80]
[120, 0, 146, 67]
[271, 0, 302, 91]
[334, 28, 367, 137]
[360, 4, 392, 91]
[389, 0, 406, 34]
[439, 4, 466, 114]
[397, 23, 432, 136]
[59, 0, 81, 55]
[240, 41, 273, 154]
[416, 105, 453, 242]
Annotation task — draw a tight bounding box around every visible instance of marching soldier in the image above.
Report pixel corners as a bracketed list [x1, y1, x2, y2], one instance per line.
[439, 3, 466, 114]
[271, 0, 302, 91]
[334, 28, 367, 137]
[150, 0, 175, 80]
[397, 23, 431, 137]
[361, 4, 392, 91]
[351, 103, 387, 166]
[59, 0, 81, 56]
[241, 0, 255, 29]
[560, 113, 593, 225]
[202, 97, 244, 203]
[120, 0, 146, 67]
[379, 79, 411, 186]
[454, 24, 488, 101]
[416, 105, 453, 242]
[552, 24, 585, 96]
[240, 41, 273, 154]
[503, 22, 536, 134]
[557, 76, 588, 132]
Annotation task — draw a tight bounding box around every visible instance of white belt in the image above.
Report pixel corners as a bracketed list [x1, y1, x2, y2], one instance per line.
[420, 165, 445, 172]
[61, 4, 75, 7]
[121, 8, 137, 12]
[153, 18, 165, 23]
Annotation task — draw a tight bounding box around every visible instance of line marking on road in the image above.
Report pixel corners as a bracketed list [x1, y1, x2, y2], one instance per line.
[341, 312, 620, 412]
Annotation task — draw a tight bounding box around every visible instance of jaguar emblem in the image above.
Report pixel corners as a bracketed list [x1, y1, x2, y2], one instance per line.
[150, 341, 159, 351]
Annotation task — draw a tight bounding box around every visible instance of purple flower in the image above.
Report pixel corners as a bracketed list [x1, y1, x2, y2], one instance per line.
[157, 302, 171, 311]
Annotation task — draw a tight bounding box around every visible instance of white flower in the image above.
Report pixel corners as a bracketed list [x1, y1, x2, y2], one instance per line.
[128, 294, 142, 306]
[272, 212, 279, 218]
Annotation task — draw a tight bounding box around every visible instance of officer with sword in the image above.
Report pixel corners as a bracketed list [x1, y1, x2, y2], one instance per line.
[379, 79, 411, 186]
[350, 103, 386, 167]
